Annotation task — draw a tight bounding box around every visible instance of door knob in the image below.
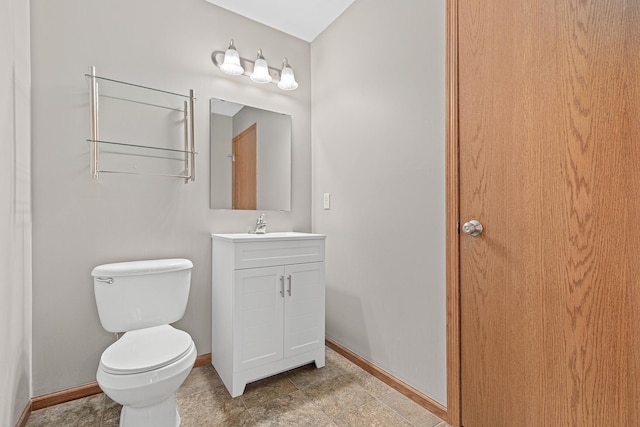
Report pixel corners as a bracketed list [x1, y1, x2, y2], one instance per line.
[462, 220, 483, 237]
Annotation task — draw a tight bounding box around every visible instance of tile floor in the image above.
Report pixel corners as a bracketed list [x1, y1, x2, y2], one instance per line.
[26, 346, 450, 427]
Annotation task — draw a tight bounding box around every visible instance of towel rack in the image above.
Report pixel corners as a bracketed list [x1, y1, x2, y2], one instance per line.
[86, 66, 196, 182]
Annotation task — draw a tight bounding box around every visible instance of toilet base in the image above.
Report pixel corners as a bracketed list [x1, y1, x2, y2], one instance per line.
[119, 395, 180, 427]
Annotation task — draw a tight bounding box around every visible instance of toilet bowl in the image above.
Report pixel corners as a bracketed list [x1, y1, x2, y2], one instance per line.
[97, 326, 196, 426]
[92, 259, 195, 427]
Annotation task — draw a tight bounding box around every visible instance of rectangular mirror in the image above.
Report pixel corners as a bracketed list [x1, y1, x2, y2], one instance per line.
[210, 98, 291, 211]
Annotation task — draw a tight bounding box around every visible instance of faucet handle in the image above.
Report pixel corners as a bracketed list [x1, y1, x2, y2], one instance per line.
[253, 213, 267, 234]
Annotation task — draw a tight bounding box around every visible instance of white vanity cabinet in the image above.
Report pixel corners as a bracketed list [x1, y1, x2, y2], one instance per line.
[211, 232, 326, 397]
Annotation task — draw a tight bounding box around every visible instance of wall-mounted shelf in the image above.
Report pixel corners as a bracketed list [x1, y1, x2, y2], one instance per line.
[86, 66, 196, 182]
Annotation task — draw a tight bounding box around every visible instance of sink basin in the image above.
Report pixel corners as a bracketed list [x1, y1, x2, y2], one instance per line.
[211, 232, 325, 242]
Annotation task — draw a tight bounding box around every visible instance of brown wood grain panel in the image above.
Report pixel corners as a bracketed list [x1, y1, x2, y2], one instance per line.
[625, 4, 640, 424]
[445, 0, 461, 426]
[232, 123, 257, 210]
[458, 0, 640, 425]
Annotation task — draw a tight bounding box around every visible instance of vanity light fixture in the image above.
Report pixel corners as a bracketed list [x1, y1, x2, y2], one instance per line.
[250, 49, 272, 84]
[212, 39, 298, 91]
[219, 39, 244, 76]
[277, 58, 299, 91]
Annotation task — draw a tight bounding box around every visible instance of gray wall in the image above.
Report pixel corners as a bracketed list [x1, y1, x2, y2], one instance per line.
[210, 113, 233, 208]
[311, 0, 447, 404]
[0, 0, 32, 423]
[30, 0, 311, 395]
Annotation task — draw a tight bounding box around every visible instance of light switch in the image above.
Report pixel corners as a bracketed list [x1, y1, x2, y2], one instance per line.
[323, 193, 331, 210]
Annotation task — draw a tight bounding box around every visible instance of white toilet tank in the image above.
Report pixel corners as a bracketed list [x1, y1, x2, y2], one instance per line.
[92, 259, 193, 333]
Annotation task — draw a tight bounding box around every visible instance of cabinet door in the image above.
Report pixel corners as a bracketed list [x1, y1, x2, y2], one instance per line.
[283, 262, 325, 359]
[234, 266, 284, 371]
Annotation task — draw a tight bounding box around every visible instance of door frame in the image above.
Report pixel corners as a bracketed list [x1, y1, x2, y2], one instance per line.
[445, 0, 461, 426]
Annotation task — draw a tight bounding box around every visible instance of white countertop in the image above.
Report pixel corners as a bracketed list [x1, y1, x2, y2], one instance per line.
[211, 231, 326, 242]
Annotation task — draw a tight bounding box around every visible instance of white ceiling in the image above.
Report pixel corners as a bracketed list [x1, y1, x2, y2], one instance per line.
[204, 0, 355, 42]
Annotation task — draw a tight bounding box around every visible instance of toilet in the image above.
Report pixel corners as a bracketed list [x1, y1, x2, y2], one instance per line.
[91, 259, 197, 427]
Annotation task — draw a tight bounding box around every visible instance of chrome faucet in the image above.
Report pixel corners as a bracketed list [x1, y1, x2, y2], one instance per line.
[253, 213, 267, 234]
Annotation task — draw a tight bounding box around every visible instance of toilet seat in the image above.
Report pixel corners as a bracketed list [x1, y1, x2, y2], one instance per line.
[100, 325, 193, 375]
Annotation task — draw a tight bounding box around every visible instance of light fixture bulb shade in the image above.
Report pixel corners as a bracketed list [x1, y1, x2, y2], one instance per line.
[220, 40, 244, 76]
[250, 58, 272, 83]
[277, 64, 298, 91]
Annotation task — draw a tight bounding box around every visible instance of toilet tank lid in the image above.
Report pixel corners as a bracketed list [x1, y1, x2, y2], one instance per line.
[91, 258, 193, 277]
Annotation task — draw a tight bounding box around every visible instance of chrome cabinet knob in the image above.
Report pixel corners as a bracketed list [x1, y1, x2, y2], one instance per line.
[462, 220, 483, 237]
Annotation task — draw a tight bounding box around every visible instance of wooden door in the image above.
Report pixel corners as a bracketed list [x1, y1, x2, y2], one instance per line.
[457, 0, 640, 425]
[233, 123, 257, 210]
